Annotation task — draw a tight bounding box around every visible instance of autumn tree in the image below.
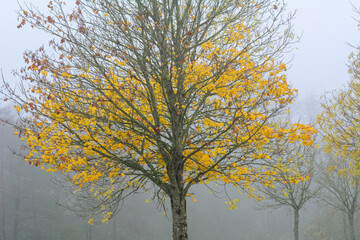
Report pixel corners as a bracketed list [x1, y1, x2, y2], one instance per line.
[255, 120, 319, 240]
[317, 73, 360, 176]
[1, 0, 316, 239]
[317, 154, 360, 240]
[317, 9, 360, 240]
[317, 5, 360, 179]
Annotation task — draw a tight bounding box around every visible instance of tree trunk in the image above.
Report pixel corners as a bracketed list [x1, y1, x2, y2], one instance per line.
[293, 208, 299, 240]
[0, 147, 5, 240]
[0, 191, 5, 240]
[85, 224, 93, 240]
[170, 193, 188, 240]
[112, 216, 116, 240]
[348, 212, 355, 240]
[13, 190, 20, 240]
[31, 193, 38, 239]
[343, 213, 349, 240]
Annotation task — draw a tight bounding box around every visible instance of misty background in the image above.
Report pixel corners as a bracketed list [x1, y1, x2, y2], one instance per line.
[0, 0, 360, 240]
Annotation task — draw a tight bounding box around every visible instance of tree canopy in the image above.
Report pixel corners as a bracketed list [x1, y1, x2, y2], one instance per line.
[317, 37, 360, 177]
[1, 0, 316, 239]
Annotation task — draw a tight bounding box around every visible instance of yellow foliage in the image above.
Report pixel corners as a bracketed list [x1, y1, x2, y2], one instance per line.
[318, 59, 360, 178]
[9, 4, 316, 224]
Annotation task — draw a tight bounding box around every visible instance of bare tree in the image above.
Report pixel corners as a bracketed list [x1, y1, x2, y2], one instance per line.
[256, 130, 319, 240]
[318, 154, 360, 240]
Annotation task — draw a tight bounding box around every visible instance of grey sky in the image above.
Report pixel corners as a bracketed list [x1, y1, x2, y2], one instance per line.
[1, 0, 359, 98]
[286, 0, 359, 97]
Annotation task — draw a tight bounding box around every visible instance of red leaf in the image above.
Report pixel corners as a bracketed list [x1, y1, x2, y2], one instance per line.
[153, 126, 161, 134]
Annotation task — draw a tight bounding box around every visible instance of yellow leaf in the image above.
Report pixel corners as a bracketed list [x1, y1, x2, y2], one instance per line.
[88, 218, 94, 225]
[14, 106, 21, 113]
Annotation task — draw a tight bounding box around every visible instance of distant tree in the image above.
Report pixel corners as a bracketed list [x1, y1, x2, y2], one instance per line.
[0, 123, 88, 240]
[317, 5, 360, 184]
[1, 1, 316, 239]
[317, 154, 360, 240]
[302, 207, 349, 240]
[317, 9, 360, 240]
[256, 122, 319, 240]
[0, 121, 6, 240]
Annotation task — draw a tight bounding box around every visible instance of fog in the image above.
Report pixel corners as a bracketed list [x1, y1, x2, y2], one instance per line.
[1, 113, 358, 240]
[286, 0, 360, 97]
[1, 0, 360, 240]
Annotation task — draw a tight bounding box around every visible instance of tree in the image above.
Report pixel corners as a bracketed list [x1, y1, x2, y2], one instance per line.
[317, 5, 360, 177]
[317, 9, 360, 240]
[317, 76, 360, 173]
[317, 154, 360, 240]
[302, 206, 349, 240]
[255, 123, 319, 240]
[1, 1, 316, 239]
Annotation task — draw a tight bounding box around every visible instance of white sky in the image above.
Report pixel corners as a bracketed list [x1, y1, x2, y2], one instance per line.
[1, 0, 359, 99]
[286, 0, 359, 97]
